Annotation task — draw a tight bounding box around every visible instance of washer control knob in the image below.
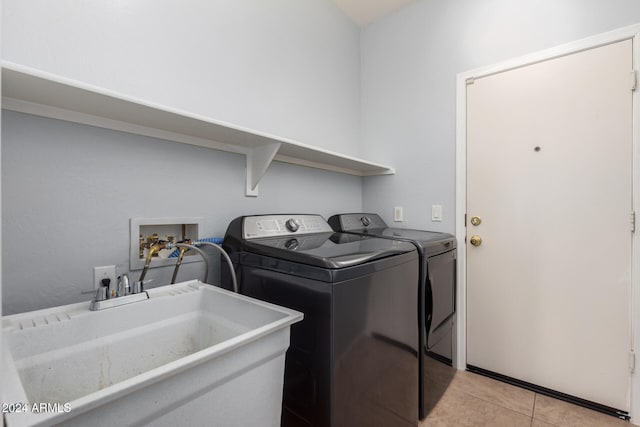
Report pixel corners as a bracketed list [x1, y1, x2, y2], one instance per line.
[360, 216, 371, 227]
[285, 238, 299, 251]
[285, 218, 300, 232]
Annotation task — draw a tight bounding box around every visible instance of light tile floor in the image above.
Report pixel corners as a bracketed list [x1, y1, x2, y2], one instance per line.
[421, 370, 637, 427]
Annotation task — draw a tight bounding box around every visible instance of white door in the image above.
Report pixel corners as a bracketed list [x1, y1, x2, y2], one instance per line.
[466, 39, 633, 411]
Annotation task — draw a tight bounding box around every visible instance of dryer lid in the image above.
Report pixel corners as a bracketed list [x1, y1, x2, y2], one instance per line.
[328, 213, 456, 250]
[374, 228, 455, 247]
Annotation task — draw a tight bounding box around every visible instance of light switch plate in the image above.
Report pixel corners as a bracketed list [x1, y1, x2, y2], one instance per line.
[431, 205, 443, 222]
[393, 206, 403, 222]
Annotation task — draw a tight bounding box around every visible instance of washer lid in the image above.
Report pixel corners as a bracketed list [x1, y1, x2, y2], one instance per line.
[374, 228, 455, 247]
[241, 232, 416, 269]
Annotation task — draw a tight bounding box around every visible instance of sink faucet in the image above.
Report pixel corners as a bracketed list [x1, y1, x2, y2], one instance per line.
[90, 271, 148, 311]
[118, 273, 131, 296]
[89, 238, 214, 311]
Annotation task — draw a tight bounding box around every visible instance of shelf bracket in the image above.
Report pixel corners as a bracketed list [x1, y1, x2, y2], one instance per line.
[245, 142, 281, 197]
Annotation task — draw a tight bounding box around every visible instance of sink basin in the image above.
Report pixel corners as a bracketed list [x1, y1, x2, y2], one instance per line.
[2, 280, 302, 427]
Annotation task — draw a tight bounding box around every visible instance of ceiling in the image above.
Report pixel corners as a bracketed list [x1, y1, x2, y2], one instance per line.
[332, 0, 417, 27]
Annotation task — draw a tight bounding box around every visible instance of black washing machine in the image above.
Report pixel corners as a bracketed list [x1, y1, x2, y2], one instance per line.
[222, 214, 419, 427]
[328, 213, 457, 420]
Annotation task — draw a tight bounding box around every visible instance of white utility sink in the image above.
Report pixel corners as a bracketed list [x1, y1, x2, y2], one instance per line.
[2, 280, 302, 427]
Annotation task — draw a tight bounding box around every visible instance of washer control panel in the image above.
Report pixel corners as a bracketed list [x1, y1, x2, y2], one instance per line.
[243, 215, 333, 239]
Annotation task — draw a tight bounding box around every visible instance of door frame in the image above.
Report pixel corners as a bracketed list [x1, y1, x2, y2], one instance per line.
[455, 24, 640, 421]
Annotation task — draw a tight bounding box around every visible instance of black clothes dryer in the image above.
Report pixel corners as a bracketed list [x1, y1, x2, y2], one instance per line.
[328, 213, 457, 420]
[222, 214, 420, 427]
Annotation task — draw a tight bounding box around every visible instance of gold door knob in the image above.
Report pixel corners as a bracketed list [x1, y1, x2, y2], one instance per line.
[470, 216, 482, 226]
[470, 235, 482, 247]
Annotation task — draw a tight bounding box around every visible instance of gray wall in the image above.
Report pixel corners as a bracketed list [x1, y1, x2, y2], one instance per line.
[361, 0, 640, 231]
[7, 0, 640, 314]
[2, 111, 363, 314]
[1, 0, 363, 314]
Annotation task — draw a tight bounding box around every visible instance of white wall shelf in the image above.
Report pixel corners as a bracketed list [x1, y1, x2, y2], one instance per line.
[1, 61, 395, 196]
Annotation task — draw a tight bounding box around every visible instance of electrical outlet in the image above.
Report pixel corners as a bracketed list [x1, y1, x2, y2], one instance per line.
[94, 265, 116, 290]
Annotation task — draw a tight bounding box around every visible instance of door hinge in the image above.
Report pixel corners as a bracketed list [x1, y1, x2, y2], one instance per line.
[630, 350, 636, 373]
[631, 70, 638, 91]
[466, 77, 475, 85]
[464, 213, 467, 227]
[632, 211, 636, 233]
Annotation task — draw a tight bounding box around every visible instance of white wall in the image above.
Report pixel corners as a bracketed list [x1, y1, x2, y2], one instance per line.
[361, 0, 640, 231]
[359, 1, 640, 420]
[8, 0, 640, 314]
[1, 0, 363, 314]
[2, 0, 360, 156]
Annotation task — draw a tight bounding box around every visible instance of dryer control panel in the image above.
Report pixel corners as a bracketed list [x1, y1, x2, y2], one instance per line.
[243, 214, 334, 239]
[330, 213, 388, 231]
